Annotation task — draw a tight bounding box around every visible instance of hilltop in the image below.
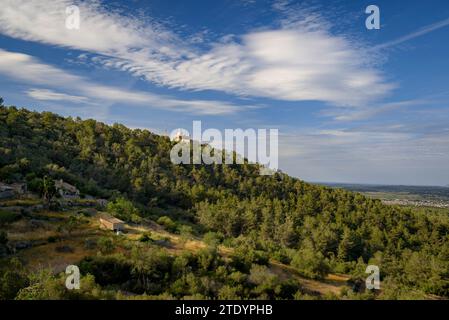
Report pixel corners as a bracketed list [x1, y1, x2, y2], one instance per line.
[1, 104, 449, 300]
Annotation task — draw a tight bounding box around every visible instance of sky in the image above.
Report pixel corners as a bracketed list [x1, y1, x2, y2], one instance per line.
[0, 0, 449, 186]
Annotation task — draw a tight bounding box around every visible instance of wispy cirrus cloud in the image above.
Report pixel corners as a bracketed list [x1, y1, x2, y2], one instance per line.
[0, 0, 180, 55]
[374, 16, 449, 50]
[324, 99, 429, 122]
[0, 0, 394, 107]
[26, 88, 90, 103]
[0, 49, 247, 115]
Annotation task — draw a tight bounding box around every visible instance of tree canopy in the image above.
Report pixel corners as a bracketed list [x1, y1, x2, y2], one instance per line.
[1, 103, 448, 299]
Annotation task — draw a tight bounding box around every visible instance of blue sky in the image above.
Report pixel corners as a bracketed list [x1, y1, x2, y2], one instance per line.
[1, 0, 449, 186]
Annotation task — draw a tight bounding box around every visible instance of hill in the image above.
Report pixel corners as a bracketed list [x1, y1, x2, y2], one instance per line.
[1, 103, 449, 300]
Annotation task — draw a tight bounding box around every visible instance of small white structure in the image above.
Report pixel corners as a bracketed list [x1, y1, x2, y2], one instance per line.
[173, 130, 191, 143]
[99, 214, 125, 232]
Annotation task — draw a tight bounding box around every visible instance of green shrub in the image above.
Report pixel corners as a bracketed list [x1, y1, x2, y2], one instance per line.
[203, 231, 224, 247]
[0, 210, 19, 225]
[107, 197, 140, 222]
[196, 247, 219, 272]
[47, 236, 58, 243]
[139, 233, 153, 243]
[0, 230, 8, 245]
[229, 246, 269, 273]
[0, 259, 29, 299]
[79, 255, 131, 287]
[178, 225, 193, 239]
[157, 216, 177, 233]
[290, 247, 330, 280]
[97, 237, 115, 254]
[253, 250, 270, 265]
[27, 177, 43, 194]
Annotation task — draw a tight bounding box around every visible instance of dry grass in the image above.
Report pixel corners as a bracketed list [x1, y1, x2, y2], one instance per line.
[183, 239, 207, 251]
[124, 221, 206, 254]
[269, 260, 349, 296]
[7, 210, 108, 273]
[7, 210, 97, 242]
[17, 237, 97, 273]
[7, 219, 57, 241]
[0, 198, 42, 207]
[326, 273, 351, 282]
[3, 209, 351, 298]
[124, 218, 350, 297]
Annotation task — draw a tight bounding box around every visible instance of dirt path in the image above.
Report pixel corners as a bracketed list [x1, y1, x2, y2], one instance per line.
[131, 219, 350, 297]
[9, 213, 350, 297]
[269, 260, 349, 296]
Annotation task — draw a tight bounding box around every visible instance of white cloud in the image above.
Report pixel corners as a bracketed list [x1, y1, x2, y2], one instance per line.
[0, 49, 247, 115]
[0, 0, 394, 107]
[374, 17, 449, 50]
[278, 127, 449, 185]
[26, 88, 90, 103]
[0, 0, 177, 55]
[0, 48, 82, 85]
[326, 99, 428, 121]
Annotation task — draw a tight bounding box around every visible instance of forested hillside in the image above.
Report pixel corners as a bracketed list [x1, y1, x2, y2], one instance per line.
[1, 102, 449, 299]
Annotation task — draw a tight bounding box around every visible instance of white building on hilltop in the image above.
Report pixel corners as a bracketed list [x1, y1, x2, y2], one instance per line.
[172, 130, 191, 143]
